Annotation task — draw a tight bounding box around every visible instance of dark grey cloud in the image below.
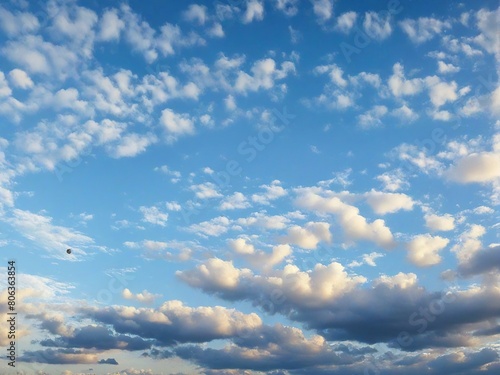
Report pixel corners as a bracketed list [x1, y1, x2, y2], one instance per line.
[177, 259, 500, 351]
[98, 357, 119, 365]
[172, 323, 364, 372]
[285, 348, 500, 375]
[458, 245, 500, 277]
[76, 301, 262, 346]
[18, 348, 97, 364]
[39, 325, 153, 351]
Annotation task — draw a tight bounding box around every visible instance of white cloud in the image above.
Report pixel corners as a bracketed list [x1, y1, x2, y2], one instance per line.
[122, 288, 161, 304]
[251, 180, 287, 204]
[373, 272, 417, 289]
[220, 192, 251, 210]
[407, 234, 449, 267]
[427, 79, 458, 108]
[97, 8, 124, 41]
[388, 63, 424, 97]
[183, 4, 208, 25]
[392, 104, 419, 122]
[431, 109, 452, 121]
[280, 222, 332, 249]
[229, 238, 291, 269]
[0, 6, 39, 36]
[349, 252, 384, 267]
[229, 237, 256, 255]
[234, 58, 295, 94]
[274, 0, 299, 17]
[2, 35, 79, 79]
[49, 2, 98, 58]
[446, 152, 500, 183]
[473, 206, 494, 215]
[289, 25, 302, 43]
[473, 7, 500, 61]
[424, 213, 455, 232]
[237, 212, 290, 230]
[139, 205, 169, 226]
[335, 12, 358, 34]
[177, 258, 252, 292]
[242, 0, 264, 24]
[399, 17, 451, 44]
[8, 69, 34, 89]
[178, 259, 367, 307]
[394, 143, 443, 174]
[311, 0, 334, 23]
[187, 216, 231, 237]
[109, 133, 157, 158]
[314, 64, 348, 87]
[363, 190, 415, 215]
[451, 224, 485, 264]
[190, 182, 222, 199]
[357, 105, 388, 128]
[120, 4, 157, 62]
[490, 86, 500, 117]
[363, 11, 392, 40]
[203, 167, 214, 174]
[438, 61, 460, 74]
[6, 209, 94, 260]
[225, 94, 237, 110]
[0, 72, 11, 98]
[166, 201, 182, 211]
[376, 169, 409, 192]
[294, 187, 396, 249]
[160, 109, 196, 143]
[154, 165, 181, 183]
[207, 22, 224, 38]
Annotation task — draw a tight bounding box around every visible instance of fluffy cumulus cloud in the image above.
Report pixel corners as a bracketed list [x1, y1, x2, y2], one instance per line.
[335, 12, 358, 34]
[363, 190, 414, 215]
[8, 68, 34, 88]
[294, 187, 396, 249]
[363, 11, 392, 40]
[399, 17, 451, 44]
[446, 152, 500, 183]
[311, 0, 334, 23]
[251, 180, 287, 204]
[177, 257, 500, 357]
[178, 259, 367, 309]
[243, 0, 265, 24]
[234, 58, 295, 94]
[79, 300, 263, 346]
[220, 192, 251, 210]
[280, 221, 332, 249]
[406, 234, 450, 267]
[139, 205, 169, 226]
[160, 108, 196, 143]
[122, 288, 161, 304]
[229, 238, 292, 269]
[388, 63, 424, 97]
[424, 213, 455, 231]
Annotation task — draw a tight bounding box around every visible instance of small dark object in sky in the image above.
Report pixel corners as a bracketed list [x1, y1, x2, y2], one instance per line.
[66, 248, 72, 254]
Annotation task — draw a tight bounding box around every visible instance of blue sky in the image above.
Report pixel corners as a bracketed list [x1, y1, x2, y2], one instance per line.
[0, 0, 499, 374]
